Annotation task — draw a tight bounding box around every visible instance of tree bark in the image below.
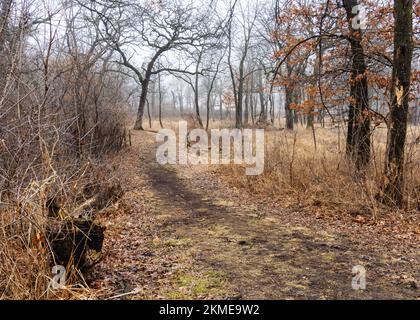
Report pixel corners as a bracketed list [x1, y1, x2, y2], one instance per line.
[244, 83, 249, 126]
[258, 68, 266, 121]
[194, 50, 204, 128]
[285, 86, 294, 130]
[344, 0, 371, 169]
[219, 93, 223, 121]
[250, 72, 255, 126]
[134, 78, 149, 130]
[346, 103, 355, 154]
[382, 0, 413, 206]
[178, 87, 184, 116]
[158, 74, 163, 129]
[133, 44, 173, 130]
[236, 54, 246, 128]
[0, 0, 12, 53]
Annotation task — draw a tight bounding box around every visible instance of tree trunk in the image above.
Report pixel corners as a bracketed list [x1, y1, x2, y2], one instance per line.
[194, 51, 204, 128]
[344, 0, 371, 169]
[258, 68, 266, 121]
[171, 90, 177, 114]
[250, 73, 255, 126]
[236, 85, 243, 128]
[133, 51, 164, 130]
[346, 103, 355, 154]
[269, 93, 275, 124]
[285, 85, 294, 130]
[151, 78, 156, 119]
[206, 62, 221, 130]
[382, 0, 413, 206]
[244, 86, 249, 126]
[307, 113, 314, 129]
[178, 88, 184, 115]
[194, 87, 203, 127]
[206, 89, 212, 131]
[236, 57, 246, 128]
[134, 79, 149, 130]
[219, 93, 223, 121]
[0, 0, 12, 54]
[146, 99, 152, 129]
[158, 74, 163, 129]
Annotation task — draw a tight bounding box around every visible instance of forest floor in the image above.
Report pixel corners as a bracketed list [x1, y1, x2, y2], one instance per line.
[89, 130, 419, 300]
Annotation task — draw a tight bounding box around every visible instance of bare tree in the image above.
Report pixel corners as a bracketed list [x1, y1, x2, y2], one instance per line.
[81, 0, 213, 130]
[204, 46, 226, 130]
[381, 0, 414, 206]
[226, 0, 258, 128]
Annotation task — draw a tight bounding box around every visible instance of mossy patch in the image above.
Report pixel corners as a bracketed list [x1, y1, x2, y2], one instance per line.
[214, 199, 236, 207]
[165, 270, 229, 299]
[207, 225, 251, 244]
[208, 225, 232, 237]
[164, 238, 192, 247]
[320, 252, 336, 262]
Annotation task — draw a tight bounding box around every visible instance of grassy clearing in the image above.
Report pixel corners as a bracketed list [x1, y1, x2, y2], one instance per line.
[216, 122, 420, 229]
[163, 270, 229, 300]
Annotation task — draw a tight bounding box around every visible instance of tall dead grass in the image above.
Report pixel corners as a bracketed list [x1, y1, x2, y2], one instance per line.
[219, 123, 420, 225]
[0, 142, 124, 299]
[0, 71, 130, 300]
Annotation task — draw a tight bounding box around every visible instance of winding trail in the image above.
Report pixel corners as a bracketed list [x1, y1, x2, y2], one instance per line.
[91, 130, 419, 300]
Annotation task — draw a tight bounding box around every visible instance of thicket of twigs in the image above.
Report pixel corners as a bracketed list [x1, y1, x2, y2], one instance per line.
[0, 3, 131, 299]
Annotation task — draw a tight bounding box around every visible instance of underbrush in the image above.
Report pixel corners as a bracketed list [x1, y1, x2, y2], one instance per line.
[217, 124, 420, 231]
[0, 109, 129, 300]
[0, 146, 125, 299]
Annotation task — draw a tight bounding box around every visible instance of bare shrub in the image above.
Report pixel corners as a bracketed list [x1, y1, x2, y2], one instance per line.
[0, 1, 131, 299]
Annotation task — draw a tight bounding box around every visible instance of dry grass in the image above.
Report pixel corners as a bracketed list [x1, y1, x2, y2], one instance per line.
[0, 121, 129, 300]
[144, 117, 420, 221]
[0, 159, 118, 300]
[216, 121, 420, 229]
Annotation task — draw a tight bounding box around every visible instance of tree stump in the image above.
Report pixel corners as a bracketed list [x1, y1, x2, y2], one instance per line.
[46, 218, 106, 270]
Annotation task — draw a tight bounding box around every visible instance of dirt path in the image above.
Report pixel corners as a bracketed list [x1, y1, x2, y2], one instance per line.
[91, 130, 419, 300]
